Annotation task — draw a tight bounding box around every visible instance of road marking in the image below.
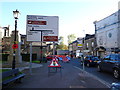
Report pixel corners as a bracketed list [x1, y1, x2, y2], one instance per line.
[69, 85, 86, 88]
[73, 66, 111, 88]
[81, 80, 86, 84]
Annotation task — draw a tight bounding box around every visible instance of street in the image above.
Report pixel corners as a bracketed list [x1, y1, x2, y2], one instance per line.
[1, 1, 120, 90]
[70, 58, 120, 86]
[7, 58, 110, 88]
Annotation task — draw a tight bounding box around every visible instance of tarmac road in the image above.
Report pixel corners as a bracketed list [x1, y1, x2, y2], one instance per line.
[6, 60, 109, 88]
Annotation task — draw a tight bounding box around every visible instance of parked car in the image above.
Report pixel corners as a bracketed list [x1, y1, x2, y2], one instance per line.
[111, 82, 120, 90]
[81, 55, 100, 67]
[66, 56, 71, 61]
[56, 55, 70, 63]
[62, 57, 69, 63]
[57, 57, 63, 61]
[97, 54, 120, 79]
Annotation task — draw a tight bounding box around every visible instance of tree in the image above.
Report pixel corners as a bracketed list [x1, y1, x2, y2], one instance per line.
[56, 36, 68, 50]
[59, 36, 64, 45]
[67, 34, 76, 44]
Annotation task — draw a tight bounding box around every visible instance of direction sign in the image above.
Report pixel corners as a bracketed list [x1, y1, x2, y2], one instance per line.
[43, 36, 58, 42]
[26, 15, 59, 42]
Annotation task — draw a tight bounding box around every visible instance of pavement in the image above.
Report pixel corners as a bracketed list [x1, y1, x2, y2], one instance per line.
[1, 61, 43, 71]
[2, 60, 111, 89]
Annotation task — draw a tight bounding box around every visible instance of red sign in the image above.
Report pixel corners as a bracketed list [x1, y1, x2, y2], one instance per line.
[43, 36, 58, 41]
[48, 59, 61, 67]
[27, 20, 47, 25]
[12, 44, 18, 49]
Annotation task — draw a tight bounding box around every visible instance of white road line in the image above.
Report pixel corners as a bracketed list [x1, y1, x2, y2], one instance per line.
[73, 66, 111, 88]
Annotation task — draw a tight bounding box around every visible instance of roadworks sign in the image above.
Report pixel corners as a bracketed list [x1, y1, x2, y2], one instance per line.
[48, 59, 61, 67]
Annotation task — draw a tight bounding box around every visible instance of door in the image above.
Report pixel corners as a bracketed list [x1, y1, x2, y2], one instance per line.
[101, 55, 111, 71]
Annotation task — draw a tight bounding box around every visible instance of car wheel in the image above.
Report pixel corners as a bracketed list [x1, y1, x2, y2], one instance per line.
[87, 63, 90, 67]
[80, 62, 83, 66]
[97, 65, 102, 72]
[113, 69, 120, 79]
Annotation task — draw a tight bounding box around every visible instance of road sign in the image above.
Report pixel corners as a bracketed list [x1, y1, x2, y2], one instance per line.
[26, 15, 59, 42]
[77, 43, 83, 47]
[83, 50, 90, 52]
[12, 44, 18, 49]
[48, 59, 61, 67]
[43, 36, 58, 42]
[48, 58, 62, 77]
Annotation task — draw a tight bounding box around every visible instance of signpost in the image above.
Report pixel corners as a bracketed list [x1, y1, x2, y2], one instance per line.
[26, 15, 59, 66]
[26, 15, 59, 42]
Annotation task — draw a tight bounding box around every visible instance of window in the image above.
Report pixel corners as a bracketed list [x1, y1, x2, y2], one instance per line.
[110, 54, 120, 61]
[92, 42, 94, 47]
[86, 43, 88, 48]
[104, 55, 110, 60]
[21, 39, 24, 44]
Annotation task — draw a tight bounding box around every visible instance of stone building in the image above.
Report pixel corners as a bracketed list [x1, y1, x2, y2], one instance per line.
[68, 37, 83, 57]
[83, 34, 96, 56]
[0, 27, 2, 53]
[20, 34, 53, 60]
[68, 34, 97, 57]
[8, 30, 21, 64]
[94, 10, 120, 57]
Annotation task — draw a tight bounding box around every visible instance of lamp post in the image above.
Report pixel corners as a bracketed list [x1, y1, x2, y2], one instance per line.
[82, 30, 85, 71]
[93, 21, 97, 56]
[12, 9, 20, 69]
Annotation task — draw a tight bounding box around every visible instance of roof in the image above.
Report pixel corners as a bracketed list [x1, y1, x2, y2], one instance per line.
[85, 34, 95, 40]
[95, 10, 119, 23]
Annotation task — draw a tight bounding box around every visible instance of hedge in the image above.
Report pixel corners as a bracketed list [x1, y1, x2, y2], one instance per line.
[2, 54, 9, 61]
[21, 54, 37, 61]
[2, 54, 37, 62]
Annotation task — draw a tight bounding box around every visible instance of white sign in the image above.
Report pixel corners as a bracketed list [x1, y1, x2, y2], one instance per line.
[83, 50, 90, 52]
[26, 15, 59, 42]
[77, 38, 83, 47]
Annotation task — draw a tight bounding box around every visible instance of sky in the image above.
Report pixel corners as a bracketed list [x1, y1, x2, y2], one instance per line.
[0, 0, 119, 45]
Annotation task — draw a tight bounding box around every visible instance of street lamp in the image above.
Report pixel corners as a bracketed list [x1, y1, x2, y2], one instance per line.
[93, 21, 97, 56]
[12, 9, 20, 69]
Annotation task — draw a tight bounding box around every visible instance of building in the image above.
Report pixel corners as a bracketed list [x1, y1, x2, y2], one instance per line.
[0, 27, 2, 53]
[1, 26, 11, 54]
[20, 34, 54, 60]
[68, 40, 78, 57]
[68, 37, 83, 58]
[94, 10, 120, 57]
[2, 36, 11, 53]
[83, 34, 96, 56]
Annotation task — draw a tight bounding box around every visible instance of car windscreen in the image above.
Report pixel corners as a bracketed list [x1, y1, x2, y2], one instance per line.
[117, 54, 120, 61]
[92, 57, 99, 61]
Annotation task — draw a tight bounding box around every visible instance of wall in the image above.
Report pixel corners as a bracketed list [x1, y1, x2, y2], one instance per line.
[118, 10, 120, 48]
[96, 11, 119, 49]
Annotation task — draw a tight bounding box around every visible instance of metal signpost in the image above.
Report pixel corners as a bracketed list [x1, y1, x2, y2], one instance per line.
[82, 30, 86, 72]
[77, 38, 85, 71]
[30, 43, 32, 75]
[26, 15, 59, 42]
[26, 15, 59, 73]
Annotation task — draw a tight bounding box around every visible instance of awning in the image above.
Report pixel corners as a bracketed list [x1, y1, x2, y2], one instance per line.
[95, 46, 106, 51]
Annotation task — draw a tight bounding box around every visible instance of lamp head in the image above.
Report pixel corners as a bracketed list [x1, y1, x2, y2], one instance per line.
[13, 9, 20, 19]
